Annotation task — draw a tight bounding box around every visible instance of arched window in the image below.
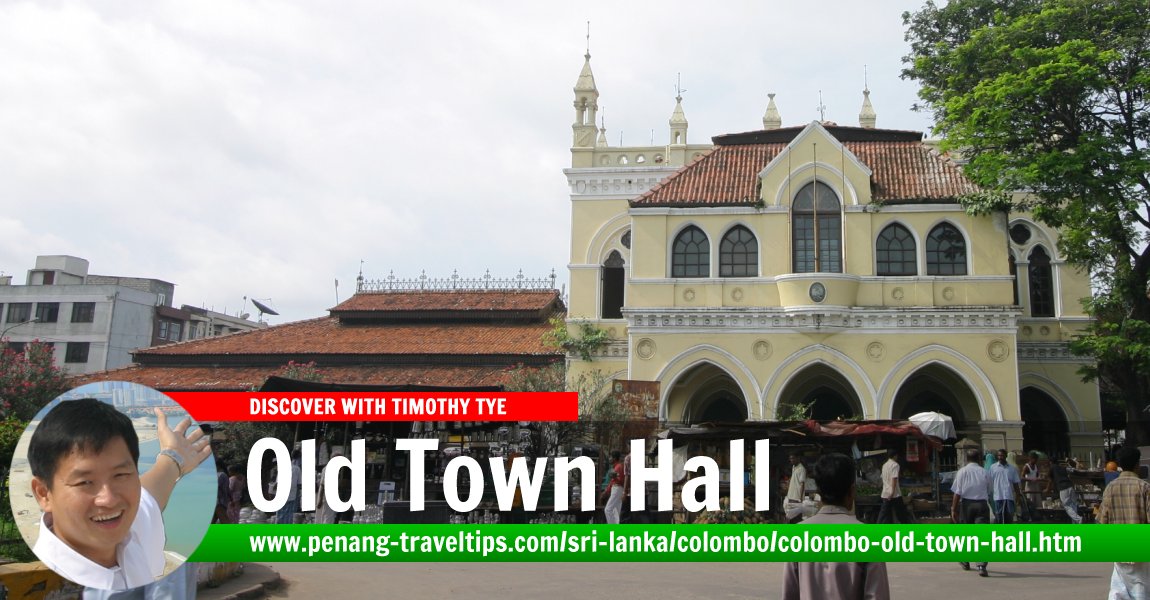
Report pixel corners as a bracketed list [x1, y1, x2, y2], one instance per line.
[791, 181, 841, 273]
[719, 225, 758, 277]
[671, 226, 709, 277]
[601, 250, 625, 319]
[926, 223, 967, 275]
[1028, 246, 1055, 317]
[1009, 253, 1020, 306]
[876, 223, 916, 276]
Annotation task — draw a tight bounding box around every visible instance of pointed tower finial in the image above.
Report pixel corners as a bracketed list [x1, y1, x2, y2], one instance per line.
[763, 92, 782, 130]
[571, 24, 599, 151]
[669, 73, 688, 148]
[859, 66, 877, 128]
[597, 108, 608, 147]
[817, 90, 827, 122]
[585, 21, 591, 59]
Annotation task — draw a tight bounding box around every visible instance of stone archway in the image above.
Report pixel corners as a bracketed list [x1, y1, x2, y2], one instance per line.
[776, 364, 863, 420]
[1020, 387, 1070, 458]
[890, 364, 980, 429]
[664, 362, 748, 425]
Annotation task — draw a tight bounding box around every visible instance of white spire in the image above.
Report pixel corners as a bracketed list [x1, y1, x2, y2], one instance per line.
[763, 92, 782, 130]
[859, 88, 877, 129]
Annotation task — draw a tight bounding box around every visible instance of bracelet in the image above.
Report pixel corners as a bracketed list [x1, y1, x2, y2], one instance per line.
[158, 449, 185, 482]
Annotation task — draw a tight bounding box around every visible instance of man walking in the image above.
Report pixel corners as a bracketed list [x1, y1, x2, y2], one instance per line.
[1098, 447, 1150, 599]
[951, 448, 991, 577]
[877, 448, 914, 524]
[1048, 458, 1082, 524]
[989, 449, 1023, 524]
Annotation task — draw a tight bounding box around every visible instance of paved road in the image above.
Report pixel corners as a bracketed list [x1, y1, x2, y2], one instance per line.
[264, 561, 1116, 599]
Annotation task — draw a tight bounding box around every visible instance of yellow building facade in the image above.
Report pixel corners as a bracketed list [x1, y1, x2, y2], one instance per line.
[564, 53, 1101, 459]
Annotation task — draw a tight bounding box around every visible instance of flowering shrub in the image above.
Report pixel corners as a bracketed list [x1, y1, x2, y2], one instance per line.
[0, 340, 70, 420]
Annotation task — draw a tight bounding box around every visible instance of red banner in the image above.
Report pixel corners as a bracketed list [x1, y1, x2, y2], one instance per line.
[164, 392, 578, 422]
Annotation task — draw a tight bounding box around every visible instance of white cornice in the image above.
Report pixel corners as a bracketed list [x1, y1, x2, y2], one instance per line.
[627, 275, 1015, 285]
[1016, 342, 1090, 363]
[623, 306, 1018, 334]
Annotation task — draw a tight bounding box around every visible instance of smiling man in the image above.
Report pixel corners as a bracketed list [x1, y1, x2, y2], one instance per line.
[28, 398, 211, 590]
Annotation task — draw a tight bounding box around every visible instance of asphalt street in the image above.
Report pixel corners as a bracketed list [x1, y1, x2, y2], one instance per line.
[262, 561, 1116, 599]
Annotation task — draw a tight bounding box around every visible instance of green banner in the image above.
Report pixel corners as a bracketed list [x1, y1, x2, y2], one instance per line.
[188, 524, 1150, 562]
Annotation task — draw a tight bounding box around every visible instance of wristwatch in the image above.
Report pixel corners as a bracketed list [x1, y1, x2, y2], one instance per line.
[159, 449, 186, 480]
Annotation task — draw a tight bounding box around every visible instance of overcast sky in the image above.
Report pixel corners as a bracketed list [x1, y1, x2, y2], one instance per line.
[0, 0, 937, 325]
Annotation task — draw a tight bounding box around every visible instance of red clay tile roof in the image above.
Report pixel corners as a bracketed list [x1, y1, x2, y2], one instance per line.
[634, 127, 978, 206]
[134, 315, 558, 358]
[331, 290, 560, 313]
[71, 364, 527, 392]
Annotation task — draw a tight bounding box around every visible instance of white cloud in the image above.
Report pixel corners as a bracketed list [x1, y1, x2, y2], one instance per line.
[0, 0, 935, 323]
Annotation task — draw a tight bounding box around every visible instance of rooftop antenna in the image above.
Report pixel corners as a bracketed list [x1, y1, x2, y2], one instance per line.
[334, 278, 340, 305]
[817, 90, 827, 122]
[249, 297, 280, 323]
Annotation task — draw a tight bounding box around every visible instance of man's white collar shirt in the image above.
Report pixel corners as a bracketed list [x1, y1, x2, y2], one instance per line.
[33, 488, 166, 590]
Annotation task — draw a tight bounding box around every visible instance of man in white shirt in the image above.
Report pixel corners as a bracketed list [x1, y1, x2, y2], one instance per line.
[951, 448, 992, 577]
[989, 448, 1023, 525]
[785, 453, 808, 522]
[877, 448, 914, 524]
[28, 398, 212, 591]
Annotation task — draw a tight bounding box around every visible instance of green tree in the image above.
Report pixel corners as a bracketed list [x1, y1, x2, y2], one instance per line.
[903, 0, 1150, 446]
[0, 340, 71, 420]
[503, 362, 622, 456]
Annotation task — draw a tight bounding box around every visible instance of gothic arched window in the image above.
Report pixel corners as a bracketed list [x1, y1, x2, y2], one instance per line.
[876, 223, 916, 276]
[791, 181, 841, 273]
[672, 226, 709, 277]
[1028, 246, 1055, 317]
[719, 225, 758, 277]
[926, 223, 967, 275]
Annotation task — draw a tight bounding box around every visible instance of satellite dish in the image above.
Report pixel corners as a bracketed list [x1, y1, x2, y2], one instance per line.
[250, 298, 280, 317]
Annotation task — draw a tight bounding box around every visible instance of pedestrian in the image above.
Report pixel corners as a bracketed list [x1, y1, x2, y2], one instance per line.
[275, 449, 302, 524]
[781, 452, 890, 600]
[951, 448, 991, 577]
[227, 464, 245, 524]
[785, 452, 808, 523]
[877, 448, 914, 524]
[213, 459, 231, 524]
[1021, 450, 1045, 519]
[989, 449, 1023, 524]
[1047, 458, 1082, 524]
[1098, 446, 1150, 600]
[603, 451, 625, 524]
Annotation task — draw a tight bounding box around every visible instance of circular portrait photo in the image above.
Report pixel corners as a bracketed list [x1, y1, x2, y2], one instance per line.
[8, 382, 215, 591]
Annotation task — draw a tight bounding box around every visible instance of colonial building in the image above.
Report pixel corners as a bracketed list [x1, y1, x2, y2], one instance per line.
[564, 53, 1101, 459]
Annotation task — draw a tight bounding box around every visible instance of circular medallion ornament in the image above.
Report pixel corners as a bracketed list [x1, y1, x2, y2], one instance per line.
[942, 287, 955, 301]
[866, 341, 885, 362]
[892, 287, 905, 301]
[809, 282, 827, 303]
[753, 340, 772, 361]
[732, 288, 744, 302]
[683, 288, 696, 302]
[1039, 326, 1051, 336]
[987, 339, 1009, 362]
[636, 338, 656, 360]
